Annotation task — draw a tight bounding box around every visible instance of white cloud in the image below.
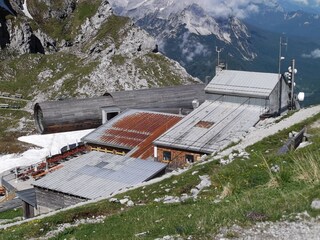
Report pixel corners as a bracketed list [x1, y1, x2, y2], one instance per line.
[194, 0, 275, 19]
[292, 0, 309, 5]
[302, 49, 320, 58]
[111, 0, 282, 19]
[179, 32, 209, 62]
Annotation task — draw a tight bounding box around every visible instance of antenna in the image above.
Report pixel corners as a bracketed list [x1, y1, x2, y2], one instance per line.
[216, 46, 223, 66]
[278, 36, 288, 77]
[277, 36, 288, 115]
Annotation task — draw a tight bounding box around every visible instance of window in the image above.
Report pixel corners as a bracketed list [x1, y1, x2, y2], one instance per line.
[163, 151, 172, 161]
[107, 112, 119, 121]
[195, 121, 214, 128]
[185, 154, 194, 163]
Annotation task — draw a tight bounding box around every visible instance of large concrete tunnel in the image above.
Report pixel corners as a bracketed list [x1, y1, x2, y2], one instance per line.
[34, 84, 206, 134]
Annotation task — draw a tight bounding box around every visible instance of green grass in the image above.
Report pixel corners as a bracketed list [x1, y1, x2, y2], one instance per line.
[95, 15, 130, 48]
[82, 15, 130, 53]
[133, 53, 196, 87]
[1, 110, 320, 239]
[0, 208, 23, 220]
[0, 53, 98, 99]
[27, 0, 101, 41]
[0, 109, 34, 153]
[111, 54, 126, 65]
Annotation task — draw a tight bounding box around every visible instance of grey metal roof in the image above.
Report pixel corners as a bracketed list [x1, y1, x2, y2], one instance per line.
[16, 188, 37, 208]
[205, 70, 279, 98]
[154, 99, 263, 154]
[32, 151, 167, 199]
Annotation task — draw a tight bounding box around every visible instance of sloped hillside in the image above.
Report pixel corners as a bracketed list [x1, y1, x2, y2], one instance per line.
[0, 0, 198, 102]
[0, 0, 198, 153]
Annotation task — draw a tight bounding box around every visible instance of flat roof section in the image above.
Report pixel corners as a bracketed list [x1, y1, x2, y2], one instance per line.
[154, 99, 263, 154]
[205, 70, 279, 98]
[32, 151, 167, 199]
[16, 188, 37, 208]
[82, 109, 183, 151]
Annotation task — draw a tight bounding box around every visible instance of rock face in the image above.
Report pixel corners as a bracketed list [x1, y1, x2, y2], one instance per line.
[0, 0, 198, 101]
[109, 0, 258, 80]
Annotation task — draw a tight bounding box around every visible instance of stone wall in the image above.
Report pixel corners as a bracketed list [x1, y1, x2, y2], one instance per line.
[35, 187, 86, 215]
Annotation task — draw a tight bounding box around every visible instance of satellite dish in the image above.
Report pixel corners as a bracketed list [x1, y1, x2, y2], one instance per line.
[297, 92, 305, 101]
[192, 99, 200, 109]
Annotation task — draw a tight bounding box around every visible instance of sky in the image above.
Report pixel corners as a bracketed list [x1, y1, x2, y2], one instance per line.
[0, 0, 13, 14]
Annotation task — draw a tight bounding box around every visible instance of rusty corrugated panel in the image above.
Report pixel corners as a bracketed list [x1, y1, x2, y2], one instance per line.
[82, 110, 183, 151]
[130, 117, 183, 159]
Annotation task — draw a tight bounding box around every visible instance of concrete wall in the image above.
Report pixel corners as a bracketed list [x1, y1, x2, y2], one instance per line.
[35, 187, 86, 215]
[22, 202, 34, 219]
[206, 93, 267, 108]
[269, 78, 291, 114]
[157, 146, 202, 169]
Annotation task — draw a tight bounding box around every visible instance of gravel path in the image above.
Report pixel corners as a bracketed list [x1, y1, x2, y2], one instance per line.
[239, 105, 320, 149]
[217, 105, 320, 158]
[215, 214, 320, 240]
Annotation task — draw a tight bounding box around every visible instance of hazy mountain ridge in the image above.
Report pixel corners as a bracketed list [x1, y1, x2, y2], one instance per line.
[111, 0, 257, 61]
[109, 0, 320, 106]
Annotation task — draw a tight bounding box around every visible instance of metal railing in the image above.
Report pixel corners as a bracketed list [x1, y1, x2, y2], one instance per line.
[278, 127, 306, 155]
[0, 177, 16, 193]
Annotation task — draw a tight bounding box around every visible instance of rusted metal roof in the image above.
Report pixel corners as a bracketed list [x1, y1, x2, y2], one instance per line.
[82, 110, 183, 151]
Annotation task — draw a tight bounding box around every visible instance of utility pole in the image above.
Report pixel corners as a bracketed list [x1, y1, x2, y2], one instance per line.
[290, 59, 296, 109]
[277, 36, 287, 115]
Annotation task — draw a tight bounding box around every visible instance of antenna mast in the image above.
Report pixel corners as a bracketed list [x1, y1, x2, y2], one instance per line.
[278, 36, 287, 77]
[216, 46, 223, 66]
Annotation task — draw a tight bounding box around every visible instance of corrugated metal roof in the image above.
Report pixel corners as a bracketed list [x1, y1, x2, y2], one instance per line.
[205, 70, 279, 98]
[32, 151, 167, 199]
[154, 99, 263, 154]
[16, 188, 37, 208]
[82, 109, 183, 150]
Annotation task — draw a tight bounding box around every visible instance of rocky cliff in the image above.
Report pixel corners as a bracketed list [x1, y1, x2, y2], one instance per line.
[0, 0, 198, 103]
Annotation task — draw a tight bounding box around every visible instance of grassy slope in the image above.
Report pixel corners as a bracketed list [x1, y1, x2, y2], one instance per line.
[27, 0, 101, 41]
[0, 109, 34, 153]
[1, 112, 320, 239]
[0, 53, 98, 99]
[0, 208, 23, 220]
